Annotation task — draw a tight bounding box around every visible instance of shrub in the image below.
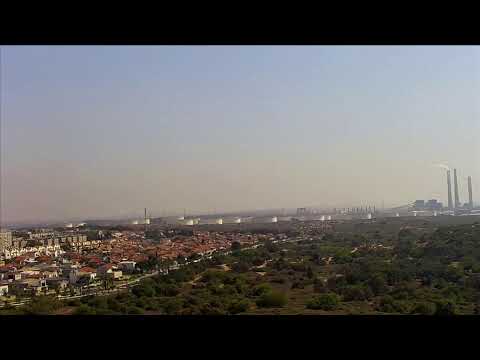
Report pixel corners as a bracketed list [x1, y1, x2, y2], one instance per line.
[342, 285, 370, 301]
[232, 262, 250, 273]
[132, 284, 155, 297]
[306, 293, 340, 311]
[411, 302, 437, 315]
[163, 298, 183, 315]
[67, 299, 81, 307]
[291, 281, 305, 289]
[256, 291, 288, 308]
[24, 296, 62, 315]
[155, 284, 180, 297]
[126, 306, 144, 315]
[228, 299, 251, 314]
[73, 304, 96, 315]
[251, 283, 272, 297]
[271, 277, 286, 284]
[377, 296, 410, 314]
[434, 300, 457, 316]
[368, 275, 388, 296]
[313, 278, 327, 293]
[231, 241, 242, 252]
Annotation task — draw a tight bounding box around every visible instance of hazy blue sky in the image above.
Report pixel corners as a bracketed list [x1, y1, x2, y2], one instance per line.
[1, 46, 479, 223]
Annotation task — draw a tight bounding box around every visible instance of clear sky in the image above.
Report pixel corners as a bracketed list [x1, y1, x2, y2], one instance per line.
[1, 46, 479, 224]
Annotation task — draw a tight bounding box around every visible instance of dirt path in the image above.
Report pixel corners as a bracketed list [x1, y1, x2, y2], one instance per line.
[219, 264, 230, 271]
[188, 274, 203, 286]
[52, 307, 75, 315]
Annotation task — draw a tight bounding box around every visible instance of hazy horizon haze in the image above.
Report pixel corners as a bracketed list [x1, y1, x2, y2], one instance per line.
[1, 46, 479, 224]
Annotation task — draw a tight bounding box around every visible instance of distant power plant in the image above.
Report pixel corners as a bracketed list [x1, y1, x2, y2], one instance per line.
[442, 168, 474, 211]
[412, 167, 475, 216]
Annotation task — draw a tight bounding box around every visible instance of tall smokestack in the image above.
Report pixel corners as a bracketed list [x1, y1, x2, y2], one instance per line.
[468, 176, 473, 209]
[144, 208, 147, 234]
[447, 170, 453, 210]
[454, 169, 460, 208]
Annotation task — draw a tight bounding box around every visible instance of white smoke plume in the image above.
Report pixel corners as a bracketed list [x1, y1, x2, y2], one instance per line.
[433, 163, 450, 171]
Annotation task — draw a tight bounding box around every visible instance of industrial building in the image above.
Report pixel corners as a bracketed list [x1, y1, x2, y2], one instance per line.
[131, 219, 151, 225]
[198, 218, 223, 225]
[414, 199, 442, 211]
[296, 208, 308, 216]
[252, 216, 278, 223]
[223, 217, 242, 224]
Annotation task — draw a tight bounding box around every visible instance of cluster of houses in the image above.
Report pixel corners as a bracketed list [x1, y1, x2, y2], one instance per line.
[0, 227, 293, 302]
[0, 251, 138, 299]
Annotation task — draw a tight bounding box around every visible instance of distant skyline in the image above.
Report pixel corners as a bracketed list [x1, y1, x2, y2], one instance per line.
[1, 46, 479, 224]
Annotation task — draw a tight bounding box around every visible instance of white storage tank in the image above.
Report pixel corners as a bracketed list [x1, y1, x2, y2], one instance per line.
[252, 216, 277, 223]
[223, 217, 241, 224]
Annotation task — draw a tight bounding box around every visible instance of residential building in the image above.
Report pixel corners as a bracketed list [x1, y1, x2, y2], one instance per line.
[11, 279, 48, 296]
[0, 230, 13, 252]
[118, 261, 136, 273]
[98, 264, 122, 279]
[78, 267, 97, 281]
[46, 278, 69, 292]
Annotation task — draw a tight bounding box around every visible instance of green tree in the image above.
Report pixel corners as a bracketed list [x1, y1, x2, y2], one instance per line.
[306, 293, 341, 311]
[231, 241, 242, 252]
[232, 261, 250, 273]
[73, 304, 96, 315]
[306, 266, 314, 279]
[342, 285, 372, 301]
[368, 275, 388, 296]
[256, 291, 287, 308]
[126, 306, 144, 315]
[24, 296, 62, 315]
[411, 302, 437, 315]
[474, 302, 480, 315]
[434, 300, 457, 316]
[228, 299, 251, 314]
[251, 283, 272, 297]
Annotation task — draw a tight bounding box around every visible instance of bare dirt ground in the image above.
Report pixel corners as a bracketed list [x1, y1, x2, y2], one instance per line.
[52, 307, 75, 315]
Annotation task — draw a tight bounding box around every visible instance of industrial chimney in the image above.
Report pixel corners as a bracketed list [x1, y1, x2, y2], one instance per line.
[468, 176, 473, 209]
[454, 169, 460, 208]
[144, 208, 147, 234]
[447, 170, 453, 210]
